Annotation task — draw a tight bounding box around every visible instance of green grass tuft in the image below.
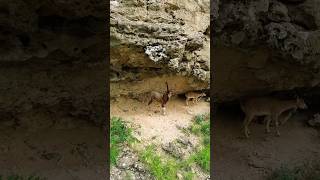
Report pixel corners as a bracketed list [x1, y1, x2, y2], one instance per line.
[184, 171, 194, 180]
[191, 144, 210, 172]
[190, 114, 210, 138]
[110, 117, 136, 166]
[189, 114, 210, 172]
[139, 145, 179, 180]
[195, 114, 206, 124]
[110, 145, 120, 166]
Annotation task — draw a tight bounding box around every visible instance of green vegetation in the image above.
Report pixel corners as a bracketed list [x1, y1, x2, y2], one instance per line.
[189, 113, 210, 172]
[183, 171, 194, 180]
[139, 145, 197, 180]
[189, 114, 210, 138]
[139, 145, 180, 180]
[111, 114, 210, 179]
[110, 117, 136, 165]
[268, 163, 320, 180]
[191, 144, 210, 172]
[139, 113, 211, 179]
[0, 175, 46, 180]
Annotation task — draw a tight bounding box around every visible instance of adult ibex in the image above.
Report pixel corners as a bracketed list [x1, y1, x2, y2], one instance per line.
[148, 82, 173, 115]
[240, 96, 307, 138]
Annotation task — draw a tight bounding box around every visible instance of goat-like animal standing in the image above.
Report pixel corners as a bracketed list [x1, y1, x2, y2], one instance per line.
[185, 92, 206, 106]
[148, 82, 173, 115]
[240, 96, 307, 138]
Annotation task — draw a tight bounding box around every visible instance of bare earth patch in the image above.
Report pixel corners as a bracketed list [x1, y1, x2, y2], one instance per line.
[111, 96, 210, 144]
[0, 115, 106, 180]
[214, 110, 320, 180]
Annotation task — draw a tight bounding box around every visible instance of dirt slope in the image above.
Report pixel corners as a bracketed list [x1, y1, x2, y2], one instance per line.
[213, 109, 320, 180]
[0, 116, 106, 180]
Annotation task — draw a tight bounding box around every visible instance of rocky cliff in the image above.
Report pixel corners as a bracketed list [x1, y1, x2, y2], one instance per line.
[212, 0, 320, 102]
[0, 0, 107, 125]
[110, 0, 210, 98]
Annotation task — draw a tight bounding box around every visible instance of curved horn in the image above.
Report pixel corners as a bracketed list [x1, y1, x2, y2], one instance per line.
[166, 81, 169, 91]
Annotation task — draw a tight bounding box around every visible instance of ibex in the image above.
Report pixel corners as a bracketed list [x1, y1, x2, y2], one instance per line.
[240, 96, 307, 138]
[148, 82, 173, 115]
[185, 92, 206, 106]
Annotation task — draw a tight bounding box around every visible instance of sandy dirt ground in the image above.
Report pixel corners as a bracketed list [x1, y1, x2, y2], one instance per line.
[213, 107, 320, 180]
[0, 114, 106, 180]
[110, 96, 210, 144]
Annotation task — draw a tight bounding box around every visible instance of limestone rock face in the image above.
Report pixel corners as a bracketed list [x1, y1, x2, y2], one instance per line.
[110, 0, 210, 97]
[0, 1, 106, 124]
[212, 0, 320, 102]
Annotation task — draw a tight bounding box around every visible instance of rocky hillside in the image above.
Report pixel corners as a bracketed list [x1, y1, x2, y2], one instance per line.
[212, 0, 320, 102]
[0, 1, 107, 125]
[110, 0, 210, 98]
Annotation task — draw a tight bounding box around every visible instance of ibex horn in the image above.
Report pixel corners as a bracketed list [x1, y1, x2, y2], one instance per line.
[166, 81, 169, 91]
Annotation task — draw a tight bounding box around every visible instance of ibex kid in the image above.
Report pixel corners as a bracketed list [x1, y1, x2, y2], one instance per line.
[185, 91, 206, 106]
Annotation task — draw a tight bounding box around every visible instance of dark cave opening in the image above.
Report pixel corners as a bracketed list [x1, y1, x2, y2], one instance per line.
[38, 15, 104, 38]
[17, 33, 31, 47]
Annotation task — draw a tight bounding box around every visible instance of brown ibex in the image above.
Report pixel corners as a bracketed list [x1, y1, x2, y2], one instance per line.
[240, 96, 307, 138]
[148, 82, 173, 115]
[185, 91, 206, 106]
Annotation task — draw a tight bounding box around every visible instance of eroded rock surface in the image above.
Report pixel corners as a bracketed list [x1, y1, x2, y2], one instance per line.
[110, 146, 153, 180]
[308, 113, 320, 127]
[0, 1, 106, 124]
[213, 0, 320, 101]
[110, 0, 210, 97]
